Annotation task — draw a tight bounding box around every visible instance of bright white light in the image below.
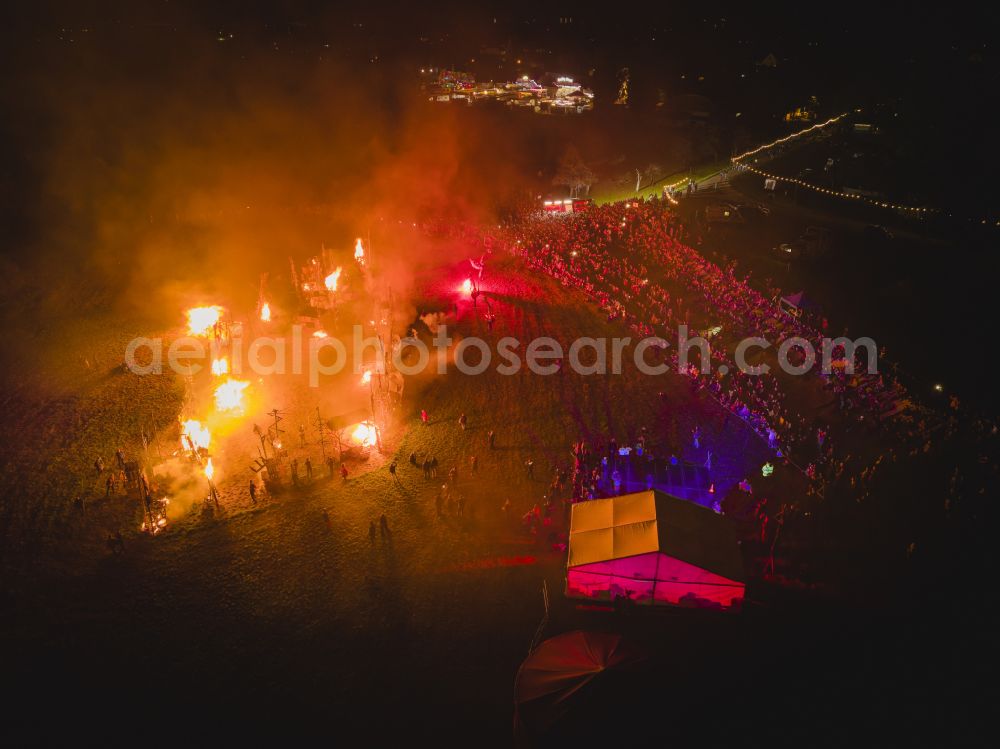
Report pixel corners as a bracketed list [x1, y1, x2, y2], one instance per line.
[351, 422, 377, 447]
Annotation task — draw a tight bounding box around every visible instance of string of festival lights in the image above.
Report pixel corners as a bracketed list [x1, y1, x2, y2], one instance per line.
[730, 112, 852, 163]
[734, 163, 932, 214]
[729, 109, 1000, 227]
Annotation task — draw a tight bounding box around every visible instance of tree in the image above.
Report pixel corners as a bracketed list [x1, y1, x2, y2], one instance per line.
[635, 163, 663, 192]
[552, 145, 597, 198]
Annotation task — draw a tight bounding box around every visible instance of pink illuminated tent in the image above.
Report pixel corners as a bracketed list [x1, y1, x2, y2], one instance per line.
[566, 490, 745, 610]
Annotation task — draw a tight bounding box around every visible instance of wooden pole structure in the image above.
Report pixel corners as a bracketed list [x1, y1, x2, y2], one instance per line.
[315, 407, 327, 461]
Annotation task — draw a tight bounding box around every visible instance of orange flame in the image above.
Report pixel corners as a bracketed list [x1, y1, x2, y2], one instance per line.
[214, 378, 249, 413]
[354, 237, 365, 265]
[187, 306, 222, 336]
[324, 267, 342, 291]
[204, 458, 215, 480]
[351, 421, 377, 448]
[260, 302, 271, 322]
[211, 357, 229, 376]
[181, 419, 211, 450]
[460, 278, 473, 296]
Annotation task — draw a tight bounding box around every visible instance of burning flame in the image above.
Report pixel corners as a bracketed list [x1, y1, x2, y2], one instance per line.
[354, 237, 365, 265]
[141, 516, 169, 533]
[187, 306, 223, 336]
[181, 419, 211, 451]
[360, 370, 372, 386]
[260, 302, 271, 322]
[204, 458, 215, 480]
[313, 330, 328, 339]
[460, 278, 473, 296]
[351, 421, 377, 448]
[324, 267, 342, 291]
[214, 378, 249, 414]
[211, 357, 229, 376]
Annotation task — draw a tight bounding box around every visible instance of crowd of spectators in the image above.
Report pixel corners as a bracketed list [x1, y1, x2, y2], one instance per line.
[491, 198, 909, 464]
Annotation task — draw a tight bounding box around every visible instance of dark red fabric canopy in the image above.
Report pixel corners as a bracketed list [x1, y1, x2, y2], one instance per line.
[514, 631, 646, 738]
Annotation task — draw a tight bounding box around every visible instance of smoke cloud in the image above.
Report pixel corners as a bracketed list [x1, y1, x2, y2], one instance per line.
[0, 4, 537, 331]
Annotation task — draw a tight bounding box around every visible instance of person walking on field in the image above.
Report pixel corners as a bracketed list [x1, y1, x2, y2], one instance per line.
[470, 455, 478, 473]
[340, 464, 348, 481]
[379, 513, 390, 535]
[327, 455, 335, 478]
[458, 412, 467, 431]
[305, 457, 313, 482]
[249, 479, 257, 504]
[488, 430, 496, 449]
[421, 409, 429, 426]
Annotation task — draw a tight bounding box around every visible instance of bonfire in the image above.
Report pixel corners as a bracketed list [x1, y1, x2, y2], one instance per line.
[324, 267, 342, 292]
[351, 421, 378, 448]
[214, 378, 249, 414]
[181, 419, 211, 451]
[186, 306, 223, 336]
